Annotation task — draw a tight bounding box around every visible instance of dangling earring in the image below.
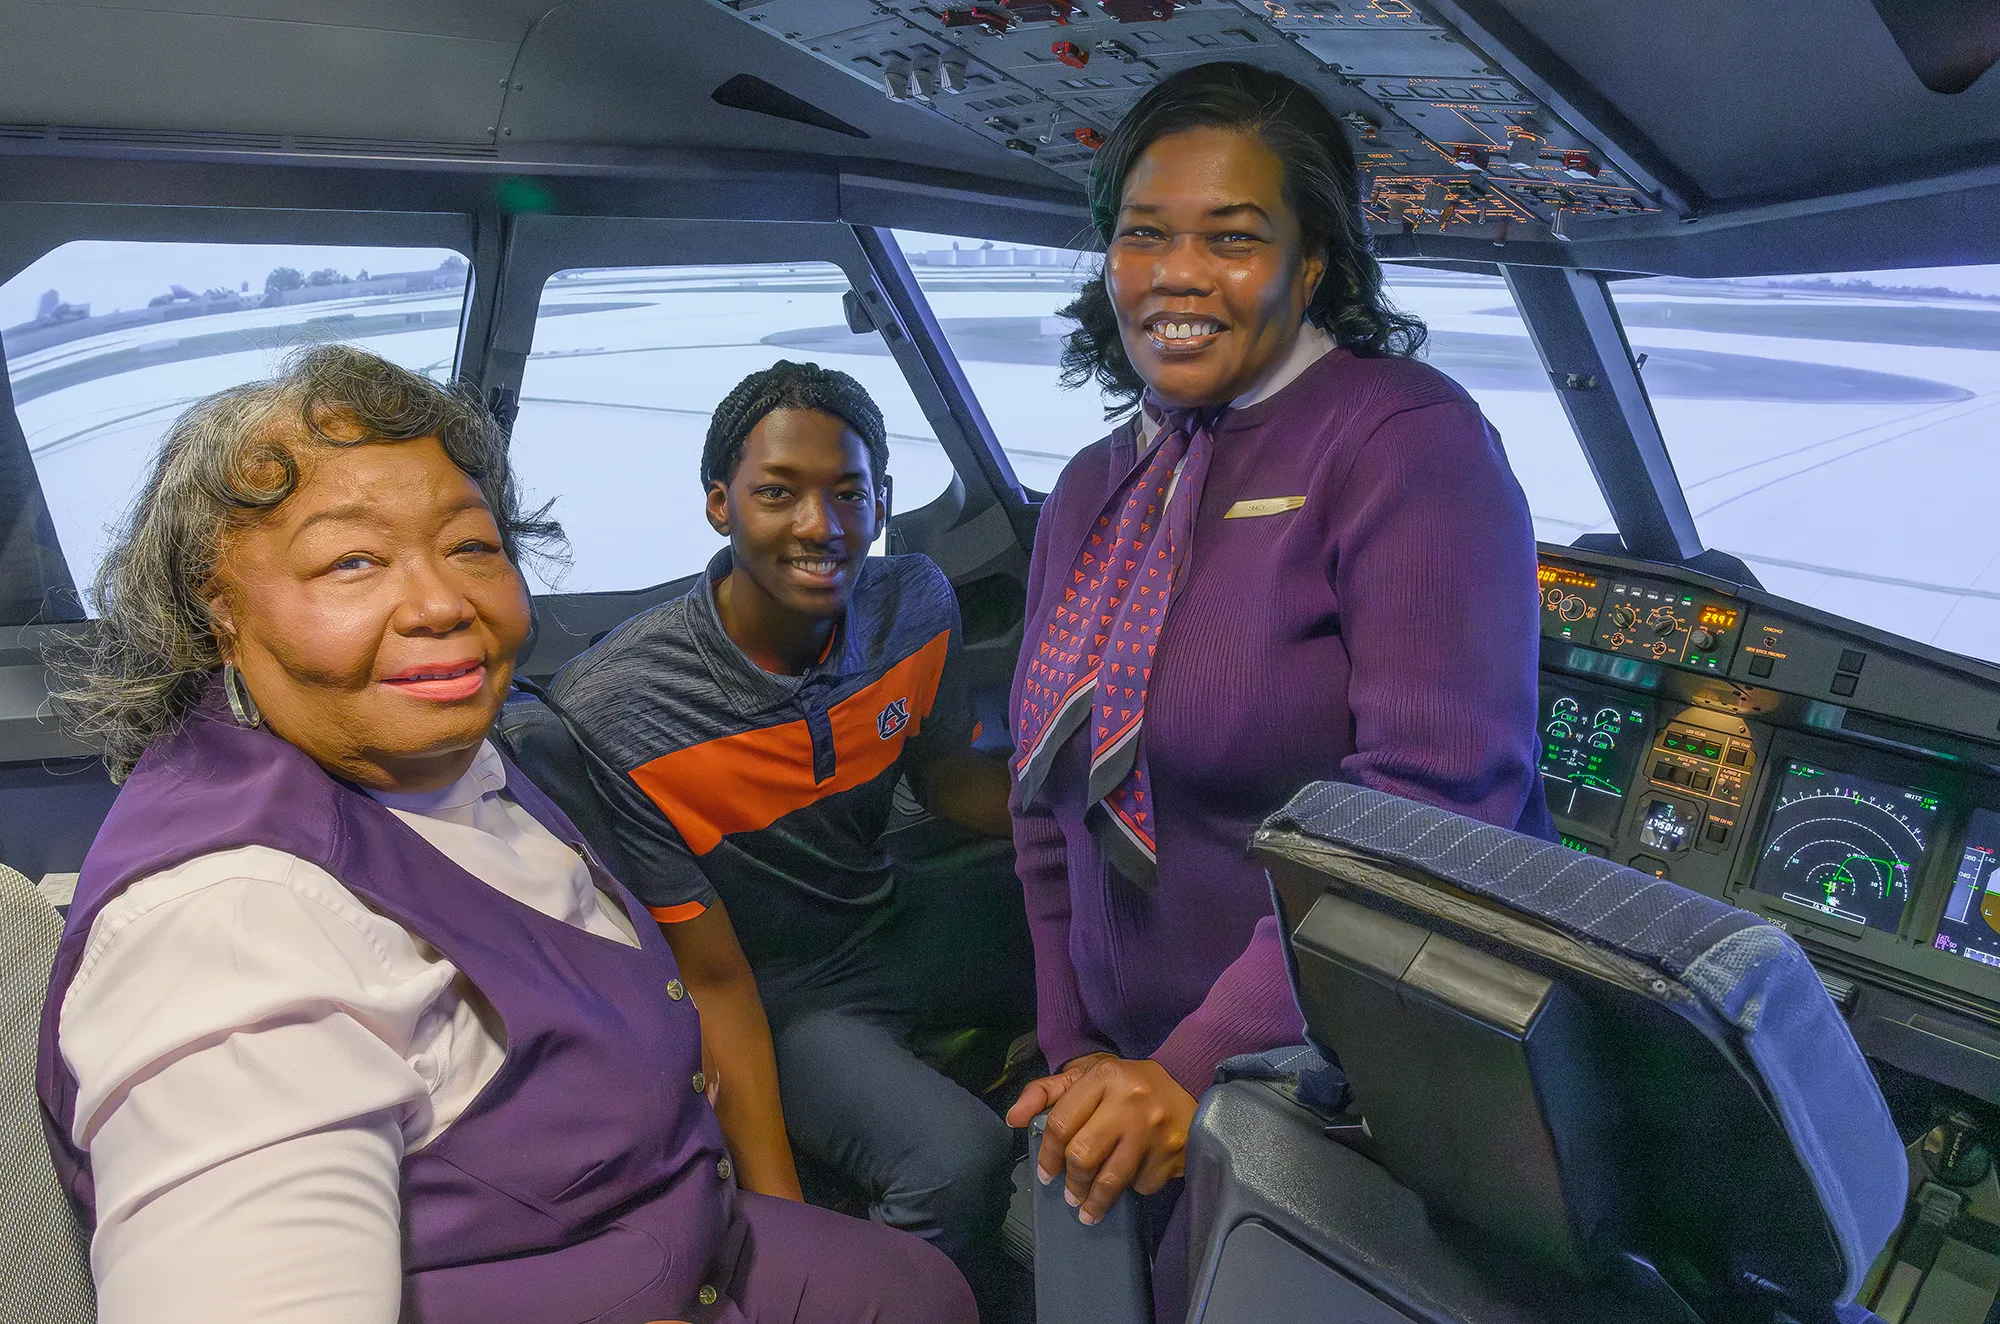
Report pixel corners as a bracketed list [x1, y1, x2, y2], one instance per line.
[222, 661, 263, 729]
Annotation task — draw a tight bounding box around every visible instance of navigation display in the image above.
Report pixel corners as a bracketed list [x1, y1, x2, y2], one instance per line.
[1537, 685, 1648, 834]
[1933, 809, 2000, 970]
[1750, 761, 1940, 929]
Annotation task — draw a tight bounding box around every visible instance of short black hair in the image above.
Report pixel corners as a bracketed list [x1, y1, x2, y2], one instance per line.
[701, 360, 889, 491]
[1060, 61, 1426, 416]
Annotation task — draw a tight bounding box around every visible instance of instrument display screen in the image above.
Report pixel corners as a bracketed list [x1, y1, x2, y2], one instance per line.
[1933, 809, 2000, 970]
[1537, 684, 1648, 835]
[1750, 760, 1939, 929]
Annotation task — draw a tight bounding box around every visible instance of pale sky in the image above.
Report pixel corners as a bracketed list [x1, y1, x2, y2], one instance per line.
[0, 241, 465, 331]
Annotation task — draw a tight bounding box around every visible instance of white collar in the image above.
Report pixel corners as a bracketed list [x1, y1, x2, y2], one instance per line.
[1139, 322, 1336, 441]
[366, 740, 508, 815]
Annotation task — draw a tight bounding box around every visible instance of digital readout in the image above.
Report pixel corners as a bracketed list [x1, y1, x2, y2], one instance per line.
[1698, 604, 1739, 631]
[1538, 564, 1599, 590]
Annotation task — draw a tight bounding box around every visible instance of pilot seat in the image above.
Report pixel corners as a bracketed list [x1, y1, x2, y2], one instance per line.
[1035, 783, 1908, 1324]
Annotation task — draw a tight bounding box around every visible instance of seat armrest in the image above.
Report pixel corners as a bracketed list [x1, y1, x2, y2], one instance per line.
[1030, 1112, 1154, 1324]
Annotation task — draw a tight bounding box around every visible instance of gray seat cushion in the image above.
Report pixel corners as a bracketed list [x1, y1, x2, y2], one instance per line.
[0, 863, 93, 1322]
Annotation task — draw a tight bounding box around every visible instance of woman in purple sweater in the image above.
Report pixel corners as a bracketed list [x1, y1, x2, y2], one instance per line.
[1003, 62, 1555, 1313]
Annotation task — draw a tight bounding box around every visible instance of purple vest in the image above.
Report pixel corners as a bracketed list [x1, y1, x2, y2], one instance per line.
[37, 687, 738, 1323]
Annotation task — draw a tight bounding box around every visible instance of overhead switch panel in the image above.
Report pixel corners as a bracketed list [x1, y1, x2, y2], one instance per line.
[704, 0, 1667, 240]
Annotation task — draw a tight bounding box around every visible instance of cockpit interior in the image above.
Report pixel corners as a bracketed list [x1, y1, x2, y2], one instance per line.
[3, 1, 2000, 1322]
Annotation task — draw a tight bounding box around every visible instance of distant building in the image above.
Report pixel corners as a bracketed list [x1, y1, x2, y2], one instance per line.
[910, 246, 1074, 268]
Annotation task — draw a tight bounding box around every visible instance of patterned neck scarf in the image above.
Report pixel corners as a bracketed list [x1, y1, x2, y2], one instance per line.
[1014, 401, 1222, 887]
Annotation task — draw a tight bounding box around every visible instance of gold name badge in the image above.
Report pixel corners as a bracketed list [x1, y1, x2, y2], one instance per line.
[1223, 495, 1307, 520]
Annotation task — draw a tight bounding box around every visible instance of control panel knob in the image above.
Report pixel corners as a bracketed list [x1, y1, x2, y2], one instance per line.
[1609, 605, 1638, 631]
[1559, 596, 1585, 622]
[1689, 628, 1716, 652]
[1649, 617, 1675, 638]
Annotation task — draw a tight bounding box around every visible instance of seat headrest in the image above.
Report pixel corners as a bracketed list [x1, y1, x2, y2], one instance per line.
[1255, 783, 1908, 1315]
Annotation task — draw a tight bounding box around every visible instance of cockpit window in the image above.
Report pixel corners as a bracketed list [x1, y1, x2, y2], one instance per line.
[897, 239, 1606, 543]
[894, 230, 1110, 495]
[1377, 265, 1611, 547]
[1610, 268, 2000, 664]
[508, 262, 953, 594]
[0, 240, 469, 610]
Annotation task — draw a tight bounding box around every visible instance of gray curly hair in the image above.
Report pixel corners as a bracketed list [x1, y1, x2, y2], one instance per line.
[45, 344, 563, 782]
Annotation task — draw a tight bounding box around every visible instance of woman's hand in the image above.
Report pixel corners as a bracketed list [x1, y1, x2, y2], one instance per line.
[1005, 1054, 1197, 1224]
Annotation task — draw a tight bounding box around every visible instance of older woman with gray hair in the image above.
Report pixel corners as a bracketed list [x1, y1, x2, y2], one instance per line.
[33, 345, 975, 1324]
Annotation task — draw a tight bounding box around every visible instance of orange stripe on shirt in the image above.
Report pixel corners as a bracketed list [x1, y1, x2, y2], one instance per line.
[648, 900, 709, 924]
[630, 629, 951, 856]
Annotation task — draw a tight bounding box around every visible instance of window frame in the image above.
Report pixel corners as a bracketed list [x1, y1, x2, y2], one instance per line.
[477, 216, 1039, 669]
[0, 203, 479, 626]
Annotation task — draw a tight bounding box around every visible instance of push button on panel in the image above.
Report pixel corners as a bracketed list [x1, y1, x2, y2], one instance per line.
[1831, 674, 1858, 697]
[1839, 649, 1866, 674]
[1748, 655, 1775, 679]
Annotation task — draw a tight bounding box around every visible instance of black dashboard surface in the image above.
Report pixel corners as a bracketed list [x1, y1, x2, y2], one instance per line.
[1535, 543, 2000, 1105]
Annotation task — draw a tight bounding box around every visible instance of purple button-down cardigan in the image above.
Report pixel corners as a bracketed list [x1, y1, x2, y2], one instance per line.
[1009, 347, 1556, 1096]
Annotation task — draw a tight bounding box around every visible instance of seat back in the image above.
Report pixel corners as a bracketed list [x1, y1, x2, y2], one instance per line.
[1251, 784, 1907, 1323]
[491, 689, 647, 885]
[0, 863, 94, 1323]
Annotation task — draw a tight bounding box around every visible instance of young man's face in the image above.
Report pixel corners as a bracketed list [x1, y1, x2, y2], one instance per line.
[706, 407, 886, 623]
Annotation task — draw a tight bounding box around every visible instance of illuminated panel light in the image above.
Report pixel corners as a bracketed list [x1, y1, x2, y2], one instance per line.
[1698, 604, 1740, 630]
[1538, 563, 1599, 589]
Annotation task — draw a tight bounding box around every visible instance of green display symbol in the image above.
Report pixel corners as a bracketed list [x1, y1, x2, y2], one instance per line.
[1825, 853, 1901, 904]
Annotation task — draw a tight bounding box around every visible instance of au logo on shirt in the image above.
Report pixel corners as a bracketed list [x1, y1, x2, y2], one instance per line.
[877, 697, 910, 740]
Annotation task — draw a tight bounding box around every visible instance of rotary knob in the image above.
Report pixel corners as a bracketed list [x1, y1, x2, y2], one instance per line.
[1689, 628, 1716, 652]
[1609, 604, 1638, 631]
[1559, 595, 1585, 622]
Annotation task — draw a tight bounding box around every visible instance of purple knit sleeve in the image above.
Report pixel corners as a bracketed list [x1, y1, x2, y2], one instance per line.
[1330, 397, 1546, 828]
[1010, 469, 1114, 1072]
[1150, 915, 1304, 1097]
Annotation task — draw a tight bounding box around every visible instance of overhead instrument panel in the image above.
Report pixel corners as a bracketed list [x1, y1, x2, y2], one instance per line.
[701, 0, 1666, 238]
[1933, 810, 2000, 971]
[1749, 760, 1940, 931]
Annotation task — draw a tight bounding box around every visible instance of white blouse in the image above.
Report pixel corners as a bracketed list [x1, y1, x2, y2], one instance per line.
[57, 741, 639, 1324]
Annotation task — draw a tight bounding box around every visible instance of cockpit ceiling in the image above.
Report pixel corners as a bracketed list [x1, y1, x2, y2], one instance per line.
[1493, 0, 2000, 203]
[1, 0, 1996, 247]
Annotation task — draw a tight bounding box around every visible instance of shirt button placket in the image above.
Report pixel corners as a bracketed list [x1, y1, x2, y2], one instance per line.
[698, 1284, 719, 1306]
[691, 1071, 707, 1094]
[716, 1156, 733, 1182]
[666, 979, 685, 1001]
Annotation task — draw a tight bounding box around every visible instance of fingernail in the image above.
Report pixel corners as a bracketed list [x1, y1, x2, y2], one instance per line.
[1065, 1188, 1081, 1208]
[1079, 1209, 1100, 1226]
[1037, 1166, 1056, 1186]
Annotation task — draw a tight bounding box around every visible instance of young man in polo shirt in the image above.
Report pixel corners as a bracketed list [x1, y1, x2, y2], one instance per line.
[551, 361, 1015, 1291]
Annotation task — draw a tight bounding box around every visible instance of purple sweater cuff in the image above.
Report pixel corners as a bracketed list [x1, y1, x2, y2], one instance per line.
[1147, 914, 1305, 1099]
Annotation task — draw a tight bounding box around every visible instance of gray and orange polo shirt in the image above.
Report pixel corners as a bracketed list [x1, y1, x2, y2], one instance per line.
[550, 549, 972, 989]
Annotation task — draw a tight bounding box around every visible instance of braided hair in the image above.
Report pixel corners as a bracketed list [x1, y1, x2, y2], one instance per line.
[1060, 61, 1427, 417]
[701, 360, 889, 491]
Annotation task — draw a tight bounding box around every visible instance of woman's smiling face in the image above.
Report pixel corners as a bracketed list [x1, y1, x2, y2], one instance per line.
[207, 429, 531, 794]
[1105, 125, 1327, 409]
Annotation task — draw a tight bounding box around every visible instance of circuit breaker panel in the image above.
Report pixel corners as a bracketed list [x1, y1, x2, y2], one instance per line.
[703, 0, 1664, 241]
